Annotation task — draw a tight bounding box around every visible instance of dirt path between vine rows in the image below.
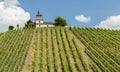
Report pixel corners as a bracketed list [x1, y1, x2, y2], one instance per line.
[69, 30, 93, 72]
[76, 39, 93, 72]
[22, 29, 36, 72]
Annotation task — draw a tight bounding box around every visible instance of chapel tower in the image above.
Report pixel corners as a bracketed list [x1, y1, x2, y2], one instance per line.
[35, 11, 44, 27]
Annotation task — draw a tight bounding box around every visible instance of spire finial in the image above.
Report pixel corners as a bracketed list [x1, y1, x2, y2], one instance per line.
[38, 10, 40, 15]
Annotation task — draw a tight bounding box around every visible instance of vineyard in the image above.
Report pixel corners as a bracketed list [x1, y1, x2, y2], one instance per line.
[0, 33, 3, 38]
[70, 28, 120, 72]
[0, 27, 120, 72]
[0, 29, 34, 72]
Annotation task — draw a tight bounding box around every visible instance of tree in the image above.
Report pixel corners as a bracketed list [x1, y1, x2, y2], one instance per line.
[54, 16, 67, 26]
[25, 19, 34, 28]
[27, 19, 33, 24]
[9, 25, 14, 30]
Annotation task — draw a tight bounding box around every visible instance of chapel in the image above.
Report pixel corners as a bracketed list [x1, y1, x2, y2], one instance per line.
[35, 11, 54, 27]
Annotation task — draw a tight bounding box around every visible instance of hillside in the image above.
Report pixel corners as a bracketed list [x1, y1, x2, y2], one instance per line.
[0, 27, 120, 72]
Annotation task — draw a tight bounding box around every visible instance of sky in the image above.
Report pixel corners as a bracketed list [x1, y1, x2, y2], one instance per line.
[0, 0, 120, 32]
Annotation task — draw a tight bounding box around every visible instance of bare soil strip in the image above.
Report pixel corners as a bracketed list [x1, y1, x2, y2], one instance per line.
[77, 39, 93, 72]
[53, 29, 62, 72]
[22, 29, 36, 72]
[62, 29, 78, 72]
[69, 29, 93, 72]
[37, 29, 41, 72]
[44, 29, 48, 72]
[48, 29, 54, 72]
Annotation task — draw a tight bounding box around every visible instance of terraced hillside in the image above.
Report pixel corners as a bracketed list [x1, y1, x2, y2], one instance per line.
[0, 27, 120, 72]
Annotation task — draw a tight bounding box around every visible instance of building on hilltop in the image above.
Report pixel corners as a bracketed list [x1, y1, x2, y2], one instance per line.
[35, 11, 54, 27]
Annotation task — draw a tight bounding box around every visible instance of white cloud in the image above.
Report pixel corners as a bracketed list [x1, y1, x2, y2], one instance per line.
[95, 15, 120, 30]
[75, 14, 91, 23]
[0, 0, 30, 32]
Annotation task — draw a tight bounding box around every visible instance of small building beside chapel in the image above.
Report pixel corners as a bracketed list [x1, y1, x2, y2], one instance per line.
[35, 11, 54, 27]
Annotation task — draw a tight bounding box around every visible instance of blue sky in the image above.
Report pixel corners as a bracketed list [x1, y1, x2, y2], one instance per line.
[0, 0, 120, 32]
[19, 0, 120, 27]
